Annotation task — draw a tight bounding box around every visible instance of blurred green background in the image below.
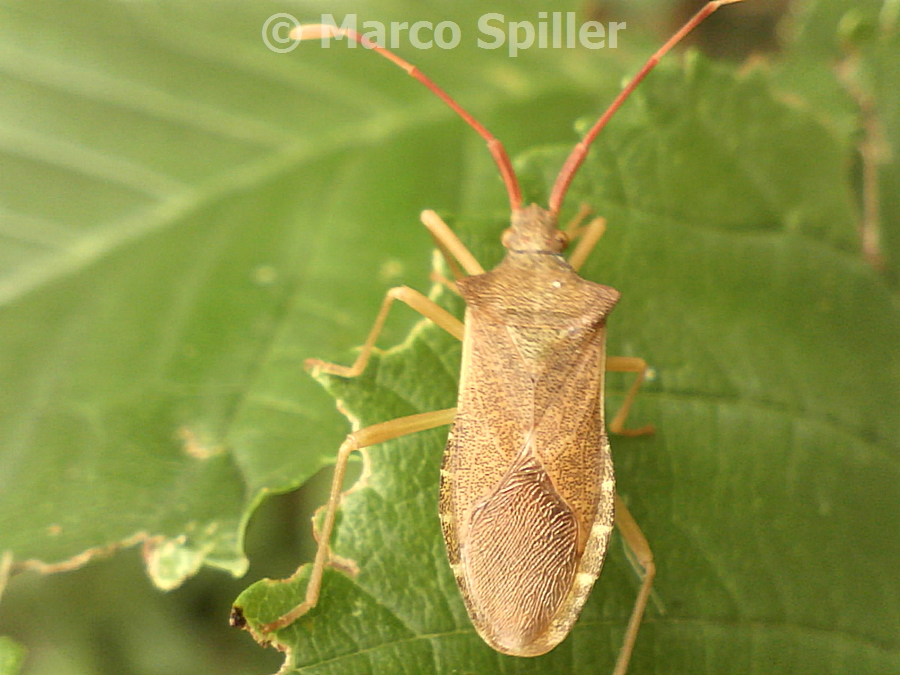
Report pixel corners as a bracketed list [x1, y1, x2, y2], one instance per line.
[0, 0, 896, 674]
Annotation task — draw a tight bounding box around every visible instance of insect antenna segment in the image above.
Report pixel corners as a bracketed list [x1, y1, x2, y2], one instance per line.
[292, 24, 522, 212]
[293, 0, 745, 218]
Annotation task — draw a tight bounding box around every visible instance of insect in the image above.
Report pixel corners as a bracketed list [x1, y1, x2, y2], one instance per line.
[246, 1, 744, 671]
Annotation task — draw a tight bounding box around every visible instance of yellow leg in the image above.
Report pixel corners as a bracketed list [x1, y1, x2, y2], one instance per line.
[606, 356, 654, 436]
[563, 204, 608, 273]
[429, 269, 462, 296]
[308, 212, 479, 379]
[612, 494, 656, 675]
[306, 286, 464, 378]
[563, 202, 593, 238]
[260, 407, 458, 634]
[420, 209, 485, 277]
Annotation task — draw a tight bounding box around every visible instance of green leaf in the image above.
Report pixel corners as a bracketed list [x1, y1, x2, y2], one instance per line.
[774, 0, 900, 276]
[0, 636, 25, 675]
[234, 58, 900, 673]
[857, 12, 900, 276]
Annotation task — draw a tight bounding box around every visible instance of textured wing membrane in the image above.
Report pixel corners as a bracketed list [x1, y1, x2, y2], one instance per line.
[463, 453, 579, 652]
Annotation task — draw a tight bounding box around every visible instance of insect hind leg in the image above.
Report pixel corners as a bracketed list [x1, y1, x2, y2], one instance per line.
[257, 407, 457, 634]
[612, 494, 656, 675]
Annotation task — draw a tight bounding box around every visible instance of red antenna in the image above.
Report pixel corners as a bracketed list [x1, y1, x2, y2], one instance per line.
[549, 0, 745, 214]
[293, 0, 744, 217]
[292, 24, 522, 212]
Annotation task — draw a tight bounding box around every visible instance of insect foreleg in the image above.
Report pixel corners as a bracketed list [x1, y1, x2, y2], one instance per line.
[421, 209, 485, 278]
[567, 213, 608, 273]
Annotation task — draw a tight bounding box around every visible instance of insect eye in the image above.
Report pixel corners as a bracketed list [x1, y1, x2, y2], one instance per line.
[556, 231, 569, 251]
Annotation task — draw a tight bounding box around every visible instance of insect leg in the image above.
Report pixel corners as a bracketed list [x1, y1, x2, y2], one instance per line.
[429, 266, 461, 296]
[420, 209, 485, 277]
[566, 212, 608, 273]
[428, 235, 466, 284]
[612, 494, 656, 675]
[259, 407, 458, 634]
[562, 203, 592, 236]
[306, 286, 465, 378]
[606, 356, 655, 436]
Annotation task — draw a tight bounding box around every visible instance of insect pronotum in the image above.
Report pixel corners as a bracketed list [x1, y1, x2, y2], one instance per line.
[240, 1, 744, 671]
